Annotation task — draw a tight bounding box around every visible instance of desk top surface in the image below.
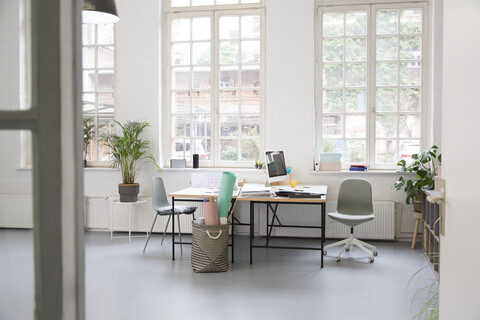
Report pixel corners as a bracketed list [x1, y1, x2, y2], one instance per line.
[169, 184, 327, 203]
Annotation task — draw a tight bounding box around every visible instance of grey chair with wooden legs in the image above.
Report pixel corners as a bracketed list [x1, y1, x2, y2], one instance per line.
[143, 177, 197, 254]
[324, 178, 378, 263]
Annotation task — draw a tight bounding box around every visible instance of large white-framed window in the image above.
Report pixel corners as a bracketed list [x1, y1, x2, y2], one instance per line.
[317, 2, 427, 169]
[166, 1, 265, 167]
[82, 23, 116, 162]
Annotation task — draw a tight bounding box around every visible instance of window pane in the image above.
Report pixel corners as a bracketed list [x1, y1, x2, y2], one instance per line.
[400, 36, 421, 60]
[172, 139, 188, 159]
[217, 0, 238, 4]
[345, 37, 366, 61]
[197, 139, 211, 160]
[171, 0, 190, 7]
[172, 43, 191, 65]
[376, 36, 397, 60]
[82, 47, 95, 68]
[192, 18, 211, 40]
[399, 140, 420, 163]
[322, 115, 343, 138]
[241, 15, 260, 39]
[98, 46, 114, 68]
[345, 115, 366, 138]
[376, 62, 397, 86]
[399, 114, 420, 138]
[399, 88, 420, 112]
[323, 38, 344, 62]
[346, 12, 367, 36]
[345, 140, 366, 163]
[82, 94, 95, 114]
[323, 64, 344, 87]
[83, 70, 96, 91]
[192, 42, 211, 65]
[192, 0, 214, 5]
[98, 71, 114, 90]
[376, 140, 396, 164]
[220, 140, 238, 161]
[241, 90, 260, 113]
[173, 115, 191, 137]
[172, 91, 191, 113]
[219, 41, 239, 64]
[98, 93, 115, 113]
[82, 24, 95, 45]
[400, 9, 422, 34]
[172, 67, 190, 90]
[241, 66, 259, 88]
[322, 139, 343, 154]
[241, 115, 260, 136]
[323, 13, 344, 37]
[345, 63, 366, 87]
[192, 115, 211, 137]
[241, 139, 260, 161]
[220, 115, 239, 136]
[376, 88, 397, 112]
[241, 0, 259, 3]
[345, 89, 366, 112]
[193, 67, 211, 89]
[376, 114, 397, 138]
[241, 40, 260, 63]
[193, 90, 211, 113]
[219, 90, 238, 113]
[377, 10, 398, 35]
[97, 24, 114, 44]
[172, 18, 191, 41]
[97, 118, 115, 161]
[323, 90, 343, 113]
[399, 62, 421, 86]
[220, 67, 238, 88]
[220, 16, 239, 39]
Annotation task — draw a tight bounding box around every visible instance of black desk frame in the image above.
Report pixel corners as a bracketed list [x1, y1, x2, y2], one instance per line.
[249, 200, 326, 268]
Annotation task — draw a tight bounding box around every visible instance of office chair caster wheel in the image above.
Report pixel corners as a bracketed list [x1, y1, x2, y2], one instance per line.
[323, 250, 327, 256]
[336, 257, 341, 262]
[373, 251, 378, 256]
[368, 257, 374, 263]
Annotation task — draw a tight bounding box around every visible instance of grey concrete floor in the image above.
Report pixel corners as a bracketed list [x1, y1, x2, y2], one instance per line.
[0, 229, 436, 320]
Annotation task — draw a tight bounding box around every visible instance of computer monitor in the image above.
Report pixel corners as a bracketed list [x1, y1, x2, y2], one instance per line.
[265, 151, 288, 184]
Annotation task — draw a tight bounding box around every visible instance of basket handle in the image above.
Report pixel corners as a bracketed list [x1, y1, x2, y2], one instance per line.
[206, 230, 222, 239]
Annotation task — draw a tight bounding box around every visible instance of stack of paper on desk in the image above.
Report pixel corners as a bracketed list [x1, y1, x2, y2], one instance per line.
[240, 184, 272, 196]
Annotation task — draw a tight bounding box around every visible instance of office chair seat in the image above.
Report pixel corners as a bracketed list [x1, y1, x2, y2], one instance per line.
[327, 212, 375, 227]
[143, 177, 197, 253]
[324, 178, 378, 263]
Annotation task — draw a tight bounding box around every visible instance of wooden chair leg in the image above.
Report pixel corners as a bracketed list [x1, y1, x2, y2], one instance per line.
[411, 218, 420, 249]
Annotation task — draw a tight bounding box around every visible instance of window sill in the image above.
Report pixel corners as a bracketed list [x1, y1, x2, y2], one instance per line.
[311, 169, 415, 175]
[161, 167, 265, 173]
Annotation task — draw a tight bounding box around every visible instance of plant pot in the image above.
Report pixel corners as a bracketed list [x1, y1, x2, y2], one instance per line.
[413, 192, 423, 212]
[119, 183, 140, 202]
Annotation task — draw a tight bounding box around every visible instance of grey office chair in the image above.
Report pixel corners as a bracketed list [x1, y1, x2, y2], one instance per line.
[324, 178, 378, 263]
[143, 177, 197, 254]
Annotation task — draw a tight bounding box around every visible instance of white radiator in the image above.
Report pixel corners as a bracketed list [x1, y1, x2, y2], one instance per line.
[258, 201, 395, 240]
[0, 194, 33, 228]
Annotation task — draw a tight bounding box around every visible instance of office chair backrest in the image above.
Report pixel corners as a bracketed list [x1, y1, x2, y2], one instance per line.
[336, 178, 373, 216]
[152, 177, 170, 210]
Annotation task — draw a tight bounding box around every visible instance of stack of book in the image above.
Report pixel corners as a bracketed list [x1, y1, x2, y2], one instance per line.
[318, 153, 341, 171]
[349, 164, 367, 171]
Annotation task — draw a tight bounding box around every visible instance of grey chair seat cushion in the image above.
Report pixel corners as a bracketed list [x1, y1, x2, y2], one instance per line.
[157, 206, 197, 215]
[327, 211, 375, 227]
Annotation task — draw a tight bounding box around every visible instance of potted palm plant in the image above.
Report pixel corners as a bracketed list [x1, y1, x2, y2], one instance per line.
[394, 145, 442, 212]
[83, 118, 95, 167]
[103, 120, 159, 202]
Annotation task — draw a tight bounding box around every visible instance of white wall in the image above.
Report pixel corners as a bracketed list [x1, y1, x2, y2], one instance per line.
[1, 0, 421, 239]
[440, 0, 480, 318]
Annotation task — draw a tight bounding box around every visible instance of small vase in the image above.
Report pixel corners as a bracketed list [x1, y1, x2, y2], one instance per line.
[119, 183, 140, 202]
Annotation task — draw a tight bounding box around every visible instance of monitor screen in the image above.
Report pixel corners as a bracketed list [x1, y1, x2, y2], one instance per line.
[265, 151, 288, 183]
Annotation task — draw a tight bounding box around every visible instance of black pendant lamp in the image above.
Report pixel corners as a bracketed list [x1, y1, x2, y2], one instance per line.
[83, 0, 120, 24]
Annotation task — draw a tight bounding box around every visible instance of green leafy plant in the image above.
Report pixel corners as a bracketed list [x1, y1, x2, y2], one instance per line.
[83, 118, 95, 161]
[393, 145, 441, 205]
[103, 120, 159, 184]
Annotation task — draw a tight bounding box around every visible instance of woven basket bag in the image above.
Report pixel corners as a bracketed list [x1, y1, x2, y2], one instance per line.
[191, 222, 230, 273]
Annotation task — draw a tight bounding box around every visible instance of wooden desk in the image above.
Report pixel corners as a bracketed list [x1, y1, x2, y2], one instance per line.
[168, 185, 328, 267]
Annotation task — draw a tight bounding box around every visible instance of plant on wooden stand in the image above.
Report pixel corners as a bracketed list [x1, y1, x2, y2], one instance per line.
[103, 120, 159, 202]
[83, 118, 95, 167]
[393, 145, 442, 212]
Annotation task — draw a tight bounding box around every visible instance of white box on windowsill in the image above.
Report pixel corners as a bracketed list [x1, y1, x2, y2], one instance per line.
[319, 161, 342, 171]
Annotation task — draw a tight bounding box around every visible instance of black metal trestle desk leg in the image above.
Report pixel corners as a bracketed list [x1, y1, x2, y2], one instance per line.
[172, 197, 175, 261]
[250, 201, 254, 264]
[266, 203, 280, 247]
[321, 202, 325, 268]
